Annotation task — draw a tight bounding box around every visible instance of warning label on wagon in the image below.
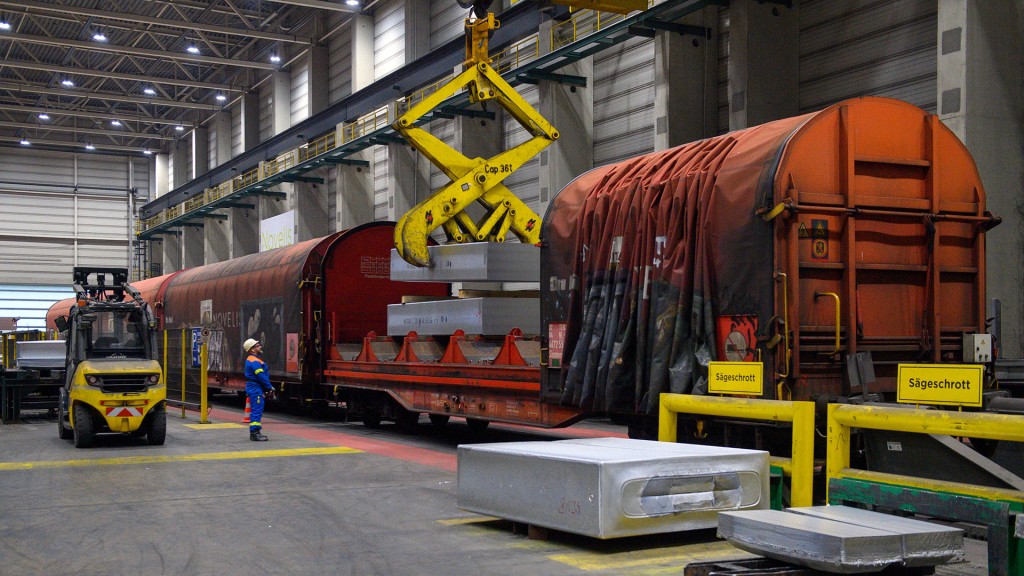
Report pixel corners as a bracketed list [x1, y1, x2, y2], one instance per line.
[708, 362, 763, 396]
[896, 364, 983, 407]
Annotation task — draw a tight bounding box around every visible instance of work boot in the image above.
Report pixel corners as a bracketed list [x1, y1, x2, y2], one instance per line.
[250, 430, 268, 441]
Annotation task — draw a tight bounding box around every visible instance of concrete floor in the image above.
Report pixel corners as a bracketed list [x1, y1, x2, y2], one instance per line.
[0, 405, 992, 576]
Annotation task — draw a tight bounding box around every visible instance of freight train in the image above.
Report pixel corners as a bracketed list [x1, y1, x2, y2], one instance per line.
[47, 97, 1002, 436]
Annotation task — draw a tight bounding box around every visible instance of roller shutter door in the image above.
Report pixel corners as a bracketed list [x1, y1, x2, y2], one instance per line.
[593, 37, 655, 166]
[799, 0, 937, 113]
[0, 285, 73, 330]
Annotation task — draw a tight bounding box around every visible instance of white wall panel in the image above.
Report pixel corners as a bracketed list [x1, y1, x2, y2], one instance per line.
[77, 197, 128, 239]
[799, 0, 937, 113]
[327, 167, 338, 232]
[504, 85, 540, 211]
[430, 0, 466, 49]
[0, 147, 75, 190]
[131, 158, 152, 201]
[373, 145, 389, 220]
[259, 83, 274, 142]
[328, 14, 353, 104]
[0, 239, 75, 287]
[593, 37, 655, 166]
[208, 125, 219, 170]
[231, 104, 244, 157]
[374, 0, 405, 80]
[427, 119, 455, 192]
[0, 285, 72, 330]
[291, 57, 310, 125]
[0, 191, 74, 237]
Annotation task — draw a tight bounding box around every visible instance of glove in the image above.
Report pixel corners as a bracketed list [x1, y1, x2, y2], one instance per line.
[265, 389, 275, 400]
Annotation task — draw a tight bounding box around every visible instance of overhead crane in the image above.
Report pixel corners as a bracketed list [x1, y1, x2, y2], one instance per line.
[137, 0, 717, 245]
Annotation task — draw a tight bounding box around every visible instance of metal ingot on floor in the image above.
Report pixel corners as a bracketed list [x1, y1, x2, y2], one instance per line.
[458, 437, 770, 539]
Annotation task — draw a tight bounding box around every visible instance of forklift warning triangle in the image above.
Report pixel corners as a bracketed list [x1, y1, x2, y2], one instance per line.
[798, 223, 809, 238]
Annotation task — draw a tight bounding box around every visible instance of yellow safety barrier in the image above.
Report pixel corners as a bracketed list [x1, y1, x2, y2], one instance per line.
[659, 393, 816, 508]
[826, 404, 1024, 498]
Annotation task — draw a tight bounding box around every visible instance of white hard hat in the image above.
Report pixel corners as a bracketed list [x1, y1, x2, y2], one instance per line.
[243, 338, 260, 353]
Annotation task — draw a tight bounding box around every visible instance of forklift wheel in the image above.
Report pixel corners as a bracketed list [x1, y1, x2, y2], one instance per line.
[73, 404, 94, 448]
[147, 405, 166, 446]
[57, 399, 72, 440]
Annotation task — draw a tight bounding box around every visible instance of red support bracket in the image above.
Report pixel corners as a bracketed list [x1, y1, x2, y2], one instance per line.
[492, 328, 528, 366]
[355, 331, 380, 362]
[440, 329, 469, 364]
[395, 331, 422, 363]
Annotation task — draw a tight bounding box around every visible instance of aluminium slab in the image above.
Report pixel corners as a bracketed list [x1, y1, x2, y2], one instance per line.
[387, 297, 539, 336]
[390, 242, 539, 282]
[717, 509, 905, 573]
[15, 340, 66, 370]
[788, 505, 963, 567]
[458, 437, 769, 539]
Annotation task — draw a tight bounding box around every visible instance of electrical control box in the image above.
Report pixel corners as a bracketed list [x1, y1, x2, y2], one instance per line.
[962, 334, 992, 363]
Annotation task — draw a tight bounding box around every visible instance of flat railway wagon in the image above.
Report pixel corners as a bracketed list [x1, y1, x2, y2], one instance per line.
[45, 97, 1000, 434]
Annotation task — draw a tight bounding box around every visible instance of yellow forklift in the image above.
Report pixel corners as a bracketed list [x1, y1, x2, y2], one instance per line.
[55, 268, 166, 448]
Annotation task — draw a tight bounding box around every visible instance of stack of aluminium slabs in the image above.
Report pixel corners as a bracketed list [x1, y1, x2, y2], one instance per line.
[458, 437, 770, 539]
[388, 243, 539, 336]
[717, 506, 963, 573]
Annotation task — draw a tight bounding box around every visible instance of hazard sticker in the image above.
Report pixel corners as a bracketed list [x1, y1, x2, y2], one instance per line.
[798, 222, 809, 238]
[105, 406, 143, 417]
[810, 219, 828, 260]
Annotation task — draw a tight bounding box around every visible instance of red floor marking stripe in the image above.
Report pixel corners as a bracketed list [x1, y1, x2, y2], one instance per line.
[207, 407, 456, 471]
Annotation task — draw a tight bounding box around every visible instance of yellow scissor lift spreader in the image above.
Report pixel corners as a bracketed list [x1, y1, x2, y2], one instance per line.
[392, 14, 558, 267]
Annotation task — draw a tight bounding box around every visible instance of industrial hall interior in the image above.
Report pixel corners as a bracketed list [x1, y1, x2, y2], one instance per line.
[1, 0, 1023, 575]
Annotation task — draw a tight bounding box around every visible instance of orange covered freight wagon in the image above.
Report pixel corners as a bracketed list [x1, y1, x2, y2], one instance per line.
[541, 97, 998, 416]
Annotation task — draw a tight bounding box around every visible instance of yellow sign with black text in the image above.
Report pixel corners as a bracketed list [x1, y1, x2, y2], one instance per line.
[896, 364, 984, 407]
[708, 361, 763, 396]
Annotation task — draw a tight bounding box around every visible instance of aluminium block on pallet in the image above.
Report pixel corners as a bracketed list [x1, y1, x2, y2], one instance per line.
[788, 505, 963, 567]
[390, 242, 539, 282]
[458, 437, 770, 539]
[717, 509, 905, 573]
[387, 297, 539, 336]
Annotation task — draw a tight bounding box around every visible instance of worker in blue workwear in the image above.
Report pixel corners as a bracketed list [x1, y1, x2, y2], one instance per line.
[243, 338, 274, 441]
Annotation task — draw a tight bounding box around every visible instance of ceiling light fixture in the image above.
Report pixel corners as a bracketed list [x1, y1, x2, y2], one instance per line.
[186, 45, 200, 54]
[143, 87, 156, 95]
[0, 21, 11, 31]
[345, 0, 360, 6]
[61, 78, 74, 87]
[92, 31, 107, 42]
[215, 94, 227, 102]
[38, 113, 50, 120]
[270, 54, 281, 63]
[143, 148, 153, 155]
[111, 120, 122, 126]
[175, 125, 184, 132]
[85, 142, 95, 151]
[19, 137, 30, 146]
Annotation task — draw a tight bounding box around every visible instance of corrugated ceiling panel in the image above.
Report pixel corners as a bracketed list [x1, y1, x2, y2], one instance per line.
[374, 0, 405, 80]
[291, 57, 310, 125]
[593, 36, 655, 166]
[799, 0, 937, 112]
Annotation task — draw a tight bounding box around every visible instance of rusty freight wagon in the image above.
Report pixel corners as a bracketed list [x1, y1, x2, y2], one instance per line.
[156, 222, 448, 404]
[541, 96, 997, 422]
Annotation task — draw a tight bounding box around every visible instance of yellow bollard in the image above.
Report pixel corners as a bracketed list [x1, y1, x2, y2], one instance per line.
[180, 329, 186, 419]
[199, 341, 209, 424]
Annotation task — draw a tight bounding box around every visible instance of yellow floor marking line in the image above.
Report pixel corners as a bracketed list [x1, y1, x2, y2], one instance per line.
[436, 516, 498, 526]
[0, 446, 362, 472]
[549, 540, 751, 572]
[183, 423, 248, 429]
